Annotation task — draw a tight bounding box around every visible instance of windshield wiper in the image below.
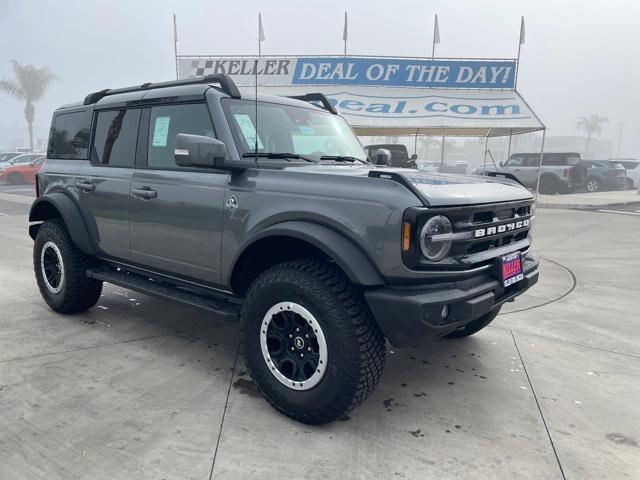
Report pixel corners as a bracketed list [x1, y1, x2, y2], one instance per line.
[319, 155, 367, 164]
[242, 152, 317, 162]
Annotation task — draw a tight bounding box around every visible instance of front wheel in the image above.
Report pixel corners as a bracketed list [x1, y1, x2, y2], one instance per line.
[33, 219, 103, 314]
[586, 177, 601, 193]
[538, 177, 559, 195]
[241, 259, 386, 424]
[443, 309, 500, 339]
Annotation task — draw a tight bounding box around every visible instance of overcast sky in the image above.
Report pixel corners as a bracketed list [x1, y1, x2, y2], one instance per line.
[1, 0, 639, 156]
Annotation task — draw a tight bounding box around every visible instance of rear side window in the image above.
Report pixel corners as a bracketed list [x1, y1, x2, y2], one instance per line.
[91, 109, 141, 167]
[542, 154, 568, 166]
[147, 103, 215, 169]
[48, 111, 90, 159]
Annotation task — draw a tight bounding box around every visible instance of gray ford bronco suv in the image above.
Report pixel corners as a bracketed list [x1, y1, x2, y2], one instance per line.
[30, 75, 539, 424]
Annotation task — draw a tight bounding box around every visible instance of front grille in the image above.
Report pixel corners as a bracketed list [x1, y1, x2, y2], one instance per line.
[403, 199, 534, 271]
[450, 201, 533, 257]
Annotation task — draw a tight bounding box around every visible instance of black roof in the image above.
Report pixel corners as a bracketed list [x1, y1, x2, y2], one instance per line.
[56, 74, 337, 115]
[84, 74, 241, 105]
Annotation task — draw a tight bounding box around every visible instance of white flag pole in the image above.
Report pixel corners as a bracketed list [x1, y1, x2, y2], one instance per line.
[432, 14, 440, 58]
[343, 11, 348, 56]
[258, 13, 266, 57]
[515, 16, 525, 89]
[173, 14, 179, 79]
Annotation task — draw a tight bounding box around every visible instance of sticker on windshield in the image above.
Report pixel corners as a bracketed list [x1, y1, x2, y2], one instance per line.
[152, 116, 171, 147]
[298, 126, 315, 135]
[234, 114, 264, 149]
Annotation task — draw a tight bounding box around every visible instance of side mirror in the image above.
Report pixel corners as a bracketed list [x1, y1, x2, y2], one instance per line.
[410, 153, 418, 160]
[174, 134, 226, 169]
[375, 148, 392, 166]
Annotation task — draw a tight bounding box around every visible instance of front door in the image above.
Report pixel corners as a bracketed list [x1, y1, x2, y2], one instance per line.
[129, 103, 228, 286]
[77, 107, 141, 260]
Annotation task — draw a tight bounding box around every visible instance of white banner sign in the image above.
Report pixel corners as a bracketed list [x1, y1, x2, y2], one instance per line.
[178, 56, 516, 89]
[256, 86, 541, 133]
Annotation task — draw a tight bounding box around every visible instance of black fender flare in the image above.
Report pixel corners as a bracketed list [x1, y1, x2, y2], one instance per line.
[29, 193, 96, 255]
[230, 220, 384, 287]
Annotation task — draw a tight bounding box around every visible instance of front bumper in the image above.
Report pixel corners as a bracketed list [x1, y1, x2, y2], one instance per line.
[364, 251, 539, 347]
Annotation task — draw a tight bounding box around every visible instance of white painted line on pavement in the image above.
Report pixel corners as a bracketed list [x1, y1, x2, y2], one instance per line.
[598, 209, 640, 216]
[0, 192, 34, 205]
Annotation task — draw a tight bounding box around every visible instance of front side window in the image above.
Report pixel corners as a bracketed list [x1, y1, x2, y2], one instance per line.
[147, 103, 215, 169]
[92, 109, 141, 167]
[507, 155, 525, 167]
[48, 111, 90, 159]
[223, 99, 367, 162]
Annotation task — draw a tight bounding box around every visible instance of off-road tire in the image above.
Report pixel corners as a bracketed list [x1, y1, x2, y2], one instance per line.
[538, 176, 558, 195]
[241, 259, 386, 425]
[33, 219, 102, 314]
[443, 309, 500, 339]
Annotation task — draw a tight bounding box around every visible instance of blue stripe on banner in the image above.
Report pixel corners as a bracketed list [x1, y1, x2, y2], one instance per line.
[292, 58, 516, 89]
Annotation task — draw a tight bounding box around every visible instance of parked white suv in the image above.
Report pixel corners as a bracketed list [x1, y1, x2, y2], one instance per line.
[615, 160, 640, 189]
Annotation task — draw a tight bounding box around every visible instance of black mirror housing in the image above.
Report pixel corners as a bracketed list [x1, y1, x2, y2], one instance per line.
[174, 134, 226, 169]
[410, 153, 418, 160]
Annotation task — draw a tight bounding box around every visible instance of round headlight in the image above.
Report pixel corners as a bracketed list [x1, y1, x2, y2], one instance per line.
[420, 215, 453, 261]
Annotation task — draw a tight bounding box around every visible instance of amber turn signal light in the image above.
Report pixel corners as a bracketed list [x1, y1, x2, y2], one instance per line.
[402, 222, 411, 251]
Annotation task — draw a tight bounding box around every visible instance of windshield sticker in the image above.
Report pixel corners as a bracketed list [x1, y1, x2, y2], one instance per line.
[152, 116, 171, 147]
[298, 126, 315, 135]
[234, 114, 264, 149]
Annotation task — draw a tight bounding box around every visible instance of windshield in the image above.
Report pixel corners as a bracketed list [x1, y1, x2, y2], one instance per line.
[223, 99, 367, 162]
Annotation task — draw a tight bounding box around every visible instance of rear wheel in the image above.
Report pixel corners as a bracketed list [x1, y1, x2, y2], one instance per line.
[33, 219, 102, 314]
[241, 259, 386, 424]
[586, 177, 601, 193]
[443, 309, 500, 339]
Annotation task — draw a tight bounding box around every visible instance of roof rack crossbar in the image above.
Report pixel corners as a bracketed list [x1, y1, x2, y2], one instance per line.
[83, 74, 241, 105]
[287, 93, 337, 114]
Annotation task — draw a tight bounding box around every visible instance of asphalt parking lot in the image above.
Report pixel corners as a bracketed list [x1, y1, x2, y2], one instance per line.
[0, 185, 639, 479]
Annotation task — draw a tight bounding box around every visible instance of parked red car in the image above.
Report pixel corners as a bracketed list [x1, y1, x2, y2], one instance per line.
[0, 156, 45, 184]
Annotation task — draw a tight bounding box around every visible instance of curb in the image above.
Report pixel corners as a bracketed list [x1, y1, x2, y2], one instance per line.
[537, 200, 640, 211]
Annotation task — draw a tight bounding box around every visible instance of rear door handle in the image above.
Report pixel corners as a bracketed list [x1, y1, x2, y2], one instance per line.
[75, 181, 95, 192]
[132, 187, 157, 199]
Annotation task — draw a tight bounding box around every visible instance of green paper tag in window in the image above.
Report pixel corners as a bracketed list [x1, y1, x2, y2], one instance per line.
[234, 114, 264, 149]
[152, 116, 171, 147]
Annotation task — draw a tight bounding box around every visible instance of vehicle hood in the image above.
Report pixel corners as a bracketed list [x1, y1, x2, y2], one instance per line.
[286, 164, 533, 206]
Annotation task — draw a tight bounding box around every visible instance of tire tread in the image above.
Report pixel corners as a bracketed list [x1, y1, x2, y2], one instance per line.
[242, 259, 386, 424]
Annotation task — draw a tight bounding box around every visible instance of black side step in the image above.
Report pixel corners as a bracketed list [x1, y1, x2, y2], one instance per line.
[87, 268, 241, 321]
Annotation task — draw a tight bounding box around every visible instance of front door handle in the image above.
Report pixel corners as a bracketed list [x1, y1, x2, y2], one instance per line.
[132, 187, 157, 199]
[75, 181, 95, 192]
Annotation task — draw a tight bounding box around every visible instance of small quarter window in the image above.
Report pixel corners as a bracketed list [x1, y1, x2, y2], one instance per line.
[48, 111, 91, 159]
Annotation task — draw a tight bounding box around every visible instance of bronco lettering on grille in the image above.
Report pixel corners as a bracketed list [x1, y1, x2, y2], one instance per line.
[473, 218, 530, 238]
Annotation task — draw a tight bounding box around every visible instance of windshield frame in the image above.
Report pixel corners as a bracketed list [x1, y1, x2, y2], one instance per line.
[221, 97, 369, 165]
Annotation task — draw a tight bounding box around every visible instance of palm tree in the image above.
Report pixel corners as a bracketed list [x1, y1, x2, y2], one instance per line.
[0, 60, 55, 152]
[576, 114, 608, 159]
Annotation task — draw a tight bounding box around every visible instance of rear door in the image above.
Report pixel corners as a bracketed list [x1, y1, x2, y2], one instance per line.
[76, 107, 141, 260]
[129, 102, 227, 286]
